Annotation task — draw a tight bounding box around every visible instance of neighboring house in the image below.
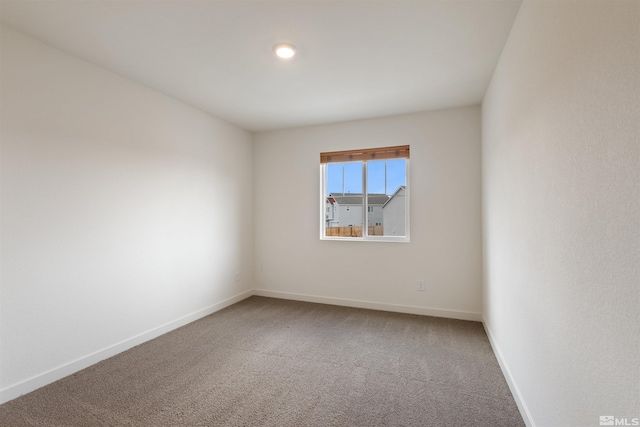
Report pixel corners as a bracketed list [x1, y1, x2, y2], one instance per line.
[382, 186, 406, 236]
[326, 193, 389, 227]
[325, 196, 338, 227]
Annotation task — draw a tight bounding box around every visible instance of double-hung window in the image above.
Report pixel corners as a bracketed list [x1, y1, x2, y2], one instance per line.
[320, 145, 409, 241]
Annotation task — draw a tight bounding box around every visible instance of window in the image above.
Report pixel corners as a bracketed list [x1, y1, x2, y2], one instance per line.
[320, 145, 409, 241]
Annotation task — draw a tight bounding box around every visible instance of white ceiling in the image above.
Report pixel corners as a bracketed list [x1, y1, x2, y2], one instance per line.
[0, 1, 521, 132]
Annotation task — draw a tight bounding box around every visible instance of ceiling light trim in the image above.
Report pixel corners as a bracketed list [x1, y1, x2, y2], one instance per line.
[273, 43, 297, 59]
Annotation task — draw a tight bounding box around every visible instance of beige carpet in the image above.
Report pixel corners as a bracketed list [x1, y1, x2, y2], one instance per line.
[0, 296, 524, 426]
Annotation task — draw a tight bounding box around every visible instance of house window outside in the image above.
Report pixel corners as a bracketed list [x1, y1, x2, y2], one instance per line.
[320, 146, 409, 241]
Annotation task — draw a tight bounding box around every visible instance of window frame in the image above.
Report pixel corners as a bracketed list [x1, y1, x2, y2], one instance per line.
[320, 147, 410, 243]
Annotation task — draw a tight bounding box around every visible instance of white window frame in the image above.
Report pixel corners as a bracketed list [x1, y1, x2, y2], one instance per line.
[320, 158, 410, 242]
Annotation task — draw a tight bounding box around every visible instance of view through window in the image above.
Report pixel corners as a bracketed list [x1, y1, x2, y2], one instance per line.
[321, 146, 409, 240]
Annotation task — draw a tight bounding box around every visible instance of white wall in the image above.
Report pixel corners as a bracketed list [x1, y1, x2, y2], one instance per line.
[482, 2, 639, 426]
[0, 25, 253, 402]
[253, 107, 482, 320]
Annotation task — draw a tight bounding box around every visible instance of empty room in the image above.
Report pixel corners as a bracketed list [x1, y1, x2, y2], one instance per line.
[0, 1, 638, 426]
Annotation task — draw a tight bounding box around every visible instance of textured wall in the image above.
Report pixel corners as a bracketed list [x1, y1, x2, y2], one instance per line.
[253, 106, 482, 319]
[482, 2, 640, 426]
[0, 26, 254, 400]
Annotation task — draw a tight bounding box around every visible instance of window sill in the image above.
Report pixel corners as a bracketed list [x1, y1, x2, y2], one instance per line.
[321, 236, 410, 243]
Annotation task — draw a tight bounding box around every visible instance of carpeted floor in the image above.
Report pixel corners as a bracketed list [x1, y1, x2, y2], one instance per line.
[0, 296, 524, 426]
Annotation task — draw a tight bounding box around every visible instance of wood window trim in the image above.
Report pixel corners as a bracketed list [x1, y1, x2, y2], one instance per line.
[320, 145, 409, 164]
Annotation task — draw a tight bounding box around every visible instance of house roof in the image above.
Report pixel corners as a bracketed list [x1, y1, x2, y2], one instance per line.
[382, 186, 406, 208]
[329, 193, 390, 206]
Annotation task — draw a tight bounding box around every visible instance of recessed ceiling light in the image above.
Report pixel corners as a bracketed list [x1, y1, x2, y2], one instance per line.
[273, 43, 297, 59]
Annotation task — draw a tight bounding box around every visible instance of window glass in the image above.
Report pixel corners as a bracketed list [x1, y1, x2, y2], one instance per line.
[321, 146, 409, 241]
[324, 162, 363, 238]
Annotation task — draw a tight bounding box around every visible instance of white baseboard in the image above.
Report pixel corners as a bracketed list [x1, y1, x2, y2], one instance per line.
[0, 289, 253, 405]
[482, 318, 535, 427]
[253, 289, 482, 322]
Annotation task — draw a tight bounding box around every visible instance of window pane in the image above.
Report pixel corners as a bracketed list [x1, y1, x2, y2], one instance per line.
[366, 161, 386, 235]
[382, 159, 406, 237]
[367, 161, 385, 194]
[325, 162, 363, 238]
[386, 159, 406, 195]
[326, 163, 343, 196]
[343, 162, 362, 194]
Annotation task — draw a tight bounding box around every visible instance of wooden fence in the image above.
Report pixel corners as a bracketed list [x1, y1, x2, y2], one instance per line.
[325, 226, 383, 237]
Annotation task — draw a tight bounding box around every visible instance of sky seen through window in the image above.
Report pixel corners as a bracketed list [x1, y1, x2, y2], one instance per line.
[326, 159, 406, 196]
